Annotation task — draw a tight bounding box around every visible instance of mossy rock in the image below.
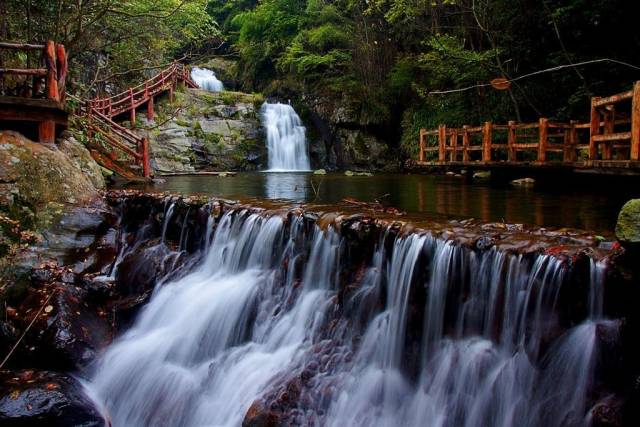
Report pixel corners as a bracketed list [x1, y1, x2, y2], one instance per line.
[616, 199, 640, 246]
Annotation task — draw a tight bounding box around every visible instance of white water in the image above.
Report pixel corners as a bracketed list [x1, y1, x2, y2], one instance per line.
[191, 67, 224, 92]
[261, 103, 311, 171]
[89, 210, 609, 427]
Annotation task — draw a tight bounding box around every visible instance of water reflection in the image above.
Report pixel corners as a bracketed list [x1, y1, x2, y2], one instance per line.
[264, 172, 309, 201]
[125, 173, 637, 232]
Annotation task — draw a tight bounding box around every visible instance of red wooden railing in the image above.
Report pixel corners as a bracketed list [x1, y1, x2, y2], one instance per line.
[89, 62, 196, 122]
[0, 40, 68, 143]
[81, 61, 197, 178]
[418, 81, 640, 166]
[85, 107, 150, 178]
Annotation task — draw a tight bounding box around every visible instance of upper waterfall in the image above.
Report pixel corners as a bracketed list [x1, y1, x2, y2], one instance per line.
[261, 102, 311, 171]
[191, 67, 224, 92]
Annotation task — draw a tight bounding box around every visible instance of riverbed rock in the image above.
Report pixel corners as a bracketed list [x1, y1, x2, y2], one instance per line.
[0, 370, 104, 426]
[473, 171, 491, 181]
[14, 283, 112, 371]
[511, 177, 535, 187]
[615, 199, 640, 248]
[148, 89, 266, 173]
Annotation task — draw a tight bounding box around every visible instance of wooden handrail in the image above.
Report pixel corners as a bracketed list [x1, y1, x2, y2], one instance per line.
[0, 42, 46, 50]
[418, 81, 640, 165]
[0, 39, 67, 103]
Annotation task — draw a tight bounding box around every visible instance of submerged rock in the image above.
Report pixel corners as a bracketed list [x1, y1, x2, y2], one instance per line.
[473, 171, 491, 181]
[0, 370, 104, 426]
[615, 199, 640, 248]
[511, 177, 535, 187]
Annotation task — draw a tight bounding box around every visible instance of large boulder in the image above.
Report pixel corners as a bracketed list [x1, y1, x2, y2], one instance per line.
[0, 370, 104, 426]
[0, 131, 102, 213]
[148, 89, 266, 173]
[615, 199, 640, 248]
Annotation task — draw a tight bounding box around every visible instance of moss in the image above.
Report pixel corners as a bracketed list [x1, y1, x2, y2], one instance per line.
[175, 119, 191, 127]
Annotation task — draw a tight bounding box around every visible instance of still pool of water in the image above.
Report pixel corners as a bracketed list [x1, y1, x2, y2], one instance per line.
[118, 172, 639, 232]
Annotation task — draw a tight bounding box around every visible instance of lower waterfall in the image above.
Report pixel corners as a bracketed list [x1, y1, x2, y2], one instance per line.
[89, 205, 613, 427]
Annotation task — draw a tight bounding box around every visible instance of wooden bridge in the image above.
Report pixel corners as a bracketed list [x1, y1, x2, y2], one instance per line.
[1, 39, 199, 179]
[0, 41, 68, 143]
[417, 82, 640, 175]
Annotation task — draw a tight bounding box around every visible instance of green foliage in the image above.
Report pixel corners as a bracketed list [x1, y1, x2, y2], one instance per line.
[1, 0, 218, 94]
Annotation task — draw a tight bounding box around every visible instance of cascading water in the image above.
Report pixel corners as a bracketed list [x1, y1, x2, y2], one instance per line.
[191, 67, 224, 92]
[261, 103, 311, 171]
[89, 204, 613, 427]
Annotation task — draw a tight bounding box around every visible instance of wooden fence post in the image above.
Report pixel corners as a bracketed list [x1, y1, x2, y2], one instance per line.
[482, 121, 492, 162]
[438, 124, 447, 162]
[449, 129, 458, 161]
[538, 118, 548, 163]
[419, 129, 426, 162]
[55, 44, 67, 103]
[507, 120, 516, 162]
[589, 97, 600, 160]
[603, 106, 615, 160]
[129, 88, 136, 127]
[147, 96, 154, 121]
[631, 81, 640, 161]
[462, 126, 470, 162]
[142, 137, 150, 178]
[563, 120, 578, 163]
[44, 40, 58, 102]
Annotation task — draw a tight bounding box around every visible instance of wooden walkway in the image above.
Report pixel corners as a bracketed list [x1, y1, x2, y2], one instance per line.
[1, 40, 200, 179]
[0, 41, 68, 143]
[82, 62, 198, 178]
[417, 82, 640, 174]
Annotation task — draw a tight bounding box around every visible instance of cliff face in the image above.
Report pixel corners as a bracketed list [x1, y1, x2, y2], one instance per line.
[148, 89, 266, 173]
[302, 94, 396, 171]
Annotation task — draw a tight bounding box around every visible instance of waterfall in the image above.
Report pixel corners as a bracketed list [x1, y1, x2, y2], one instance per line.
[191, 67, 224, 92]
[261, 103, 311, 171]
[89, 206, 612, 427]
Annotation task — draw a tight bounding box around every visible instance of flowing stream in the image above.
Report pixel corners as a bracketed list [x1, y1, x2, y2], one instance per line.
[191, 67, 224, 92]
[89, 206, 611, 427]
[261, 103, 311, 171]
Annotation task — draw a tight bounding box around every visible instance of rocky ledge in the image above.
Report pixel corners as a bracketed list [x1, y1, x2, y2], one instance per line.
[0, 190, 638, 425]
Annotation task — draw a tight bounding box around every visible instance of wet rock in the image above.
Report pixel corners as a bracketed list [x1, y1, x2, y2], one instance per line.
[615, 199, 640, 249]
[115, 240, 172, 297]
[473, 171, 491, 180]
[511, 177, 535, 187]
[15, 284, 112, 371]
[314, 169, 327, 175]
[591, 395, 624, 427]
[0, 370, 104, 426]
[243, 401, 279, 427]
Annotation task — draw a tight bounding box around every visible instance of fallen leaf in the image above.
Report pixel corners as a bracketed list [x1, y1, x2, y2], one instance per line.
[44, 305, 54, 313]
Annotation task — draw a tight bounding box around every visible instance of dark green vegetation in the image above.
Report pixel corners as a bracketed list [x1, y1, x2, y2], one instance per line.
[208, 0, 640, 155]
[3, 1, 638, 158]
